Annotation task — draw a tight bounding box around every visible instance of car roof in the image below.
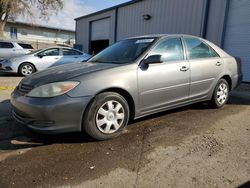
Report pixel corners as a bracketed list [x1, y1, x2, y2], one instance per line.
[42, 46, 76, 50]
[38, 46, 83, 53]
[0, 40, 16, 43]
[0, 40, 31, 44]
[126, 34, 202, 40]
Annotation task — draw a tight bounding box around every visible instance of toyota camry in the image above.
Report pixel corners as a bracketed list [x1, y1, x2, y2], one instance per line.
[11, 34, 242, 140]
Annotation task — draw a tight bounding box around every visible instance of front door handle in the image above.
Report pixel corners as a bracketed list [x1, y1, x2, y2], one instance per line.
[216, 62, 222, 66]
[180, 66, 189, 72]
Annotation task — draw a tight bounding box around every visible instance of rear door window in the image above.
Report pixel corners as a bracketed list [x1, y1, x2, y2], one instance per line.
[62, 49, 83, 56]
[184, 38, 219, 59]
[0, 42, 14, 48]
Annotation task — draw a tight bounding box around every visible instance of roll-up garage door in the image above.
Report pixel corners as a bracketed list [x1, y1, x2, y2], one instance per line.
[223, 0, 250, 82]
[91, 18, 110, 41]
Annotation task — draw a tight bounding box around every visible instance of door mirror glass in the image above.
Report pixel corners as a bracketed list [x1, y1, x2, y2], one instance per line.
[143, 55, 163, 64]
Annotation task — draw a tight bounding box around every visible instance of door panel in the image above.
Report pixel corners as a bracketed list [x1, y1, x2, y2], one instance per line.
[138, 37, 190, 114]
[189, 57, 223, 99]
[138, 61, 190, 113]
[35, 56, 63, 71]
[58, 48, 83, 65]
[184, 37, 224, 99]
[35, 48, 62, 71]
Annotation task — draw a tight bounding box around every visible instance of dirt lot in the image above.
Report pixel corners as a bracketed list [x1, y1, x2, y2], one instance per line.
[0, 74, 249, 188]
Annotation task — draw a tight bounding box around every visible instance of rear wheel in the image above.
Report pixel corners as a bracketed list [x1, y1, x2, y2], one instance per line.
[19, 63, 35, 76]
[83, 92, 130, 140]
[210, 79, 229, 108]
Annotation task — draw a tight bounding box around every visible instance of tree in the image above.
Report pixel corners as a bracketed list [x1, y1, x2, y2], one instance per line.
[0, 0, 64, 38]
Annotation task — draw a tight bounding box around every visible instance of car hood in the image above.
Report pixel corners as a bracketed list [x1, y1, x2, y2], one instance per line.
[21, 62, 120, 86]
[6, 54, 33, 62]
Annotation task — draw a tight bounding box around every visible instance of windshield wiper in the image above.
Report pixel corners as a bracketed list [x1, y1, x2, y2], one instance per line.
[90, 60, 109, 63]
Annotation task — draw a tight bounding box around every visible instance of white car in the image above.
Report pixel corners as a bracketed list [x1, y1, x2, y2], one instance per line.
[0, 41, 33, 60]
[0, 47, 92, 76]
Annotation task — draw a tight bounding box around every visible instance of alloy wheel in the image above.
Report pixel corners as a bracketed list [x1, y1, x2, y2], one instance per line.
[21, 65, 34, 75]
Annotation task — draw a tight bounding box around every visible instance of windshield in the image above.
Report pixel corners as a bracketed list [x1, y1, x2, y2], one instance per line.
[89, 38, 156, 64]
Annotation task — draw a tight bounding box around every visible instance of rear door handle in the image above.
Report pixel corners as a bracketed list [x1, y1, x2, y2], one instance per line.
[180, 66, 189, 72]
[216, 61, 222, 66]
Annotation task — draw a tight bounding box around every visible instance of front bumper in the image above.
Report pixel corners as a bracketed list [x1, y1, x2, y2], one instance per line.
[11, 90, 92, 134]
[0, 63, 14, 72]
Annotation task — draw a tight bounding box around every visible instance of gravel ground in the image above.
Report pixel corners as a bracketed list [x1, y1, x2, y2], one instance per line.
[0, 75, 249, 188]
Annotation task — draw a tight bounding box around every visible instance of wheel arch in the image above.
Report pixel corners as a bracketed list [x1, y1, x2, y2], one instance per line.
[83, 87, 135, 120]
[18, 62, 37, 72]
[220, 75, 232, 91]
[95, 87, 136, 121]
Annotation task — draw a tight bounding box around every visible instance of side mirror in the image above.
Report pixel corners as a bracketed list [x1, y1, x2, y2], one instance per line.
[143, 55, 163, 64]
[37, 54, 44, 58]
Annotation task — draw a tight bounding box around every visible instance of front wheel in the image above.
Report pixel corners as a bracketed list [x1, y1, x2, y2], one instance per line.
[83, 92, 130, 140]
[210, 79, 229, 108]
[19, 63, 35, 76]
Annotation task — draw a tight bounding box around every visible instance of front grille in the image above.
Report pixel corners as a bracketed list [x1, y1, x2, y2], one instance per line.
[12, 110, 27, 124]
[18, 83, 33, 95]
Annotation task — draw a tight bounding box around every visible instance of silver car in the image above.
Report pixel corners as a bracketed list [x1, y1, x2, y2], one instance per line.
[0, 47, 92, 76]
[0, 41, 33, 60]
[11, 34, 242, 140]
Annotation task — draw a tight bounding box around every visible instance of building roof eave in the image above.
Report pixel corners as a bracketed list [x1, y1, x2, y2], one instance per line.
[7, 21, 75, 33]
[75, 0, 144, 21]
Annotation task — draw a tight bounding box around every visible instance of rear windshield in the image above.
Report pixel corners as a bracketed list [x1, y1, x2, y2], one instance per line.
[18, 43, 33, 49]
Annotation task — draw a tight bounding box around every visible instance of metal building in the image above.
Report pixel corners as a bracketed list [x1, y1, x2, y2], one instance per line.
[75, 0, 250, 82]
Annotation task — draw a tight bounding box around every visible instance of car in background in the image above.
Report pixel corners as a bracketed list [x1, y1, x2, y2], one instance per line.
[0, 41, 33, 60]
[0, 47, 92, 76]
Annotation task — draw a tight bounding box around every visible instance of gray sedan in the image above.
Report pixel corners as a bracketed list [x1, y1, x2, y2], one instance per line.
[11, 34, 242, 140]
[0, 47, 91, 76]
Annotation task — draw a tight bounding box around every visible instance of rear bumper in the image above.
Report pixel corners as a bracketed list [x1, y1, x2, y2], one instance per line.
[11, 90, 92, 134]
[232, 74, 243, 89]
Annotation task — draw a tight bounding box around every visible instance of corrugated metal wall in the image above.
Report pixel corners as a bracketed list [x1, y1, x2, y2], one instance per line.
[223, 0, 250, 81]
[75, 0, 229, 53]
[116, 0, 206, 40]
[205, 0, 228, 46]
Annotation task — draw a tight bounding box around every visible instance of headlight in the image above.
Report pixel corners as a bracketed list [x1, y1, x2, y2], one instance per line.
[2, 59, 10, 64]
[27, 81, 79, 98]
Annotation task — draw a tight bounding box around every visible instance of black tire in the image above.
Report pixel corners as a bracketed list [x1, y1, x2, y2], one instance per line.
[83, 92, 130, 140]
[18, 63, 36, 76]
[210, 79, 229, 108]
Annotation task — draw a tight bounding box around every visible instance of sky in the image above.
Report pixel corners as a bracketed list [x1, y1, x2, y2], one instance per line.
[17, 0, 131, 30]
